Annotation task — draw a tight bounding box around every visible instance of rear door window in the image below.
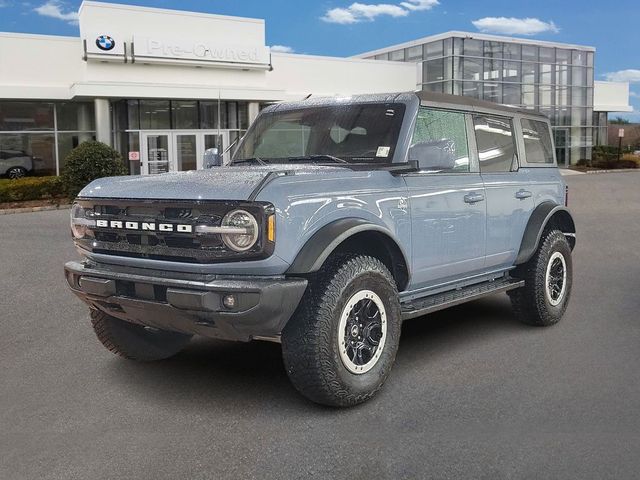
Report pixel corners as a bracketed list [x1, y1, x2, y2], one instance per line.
[521, 118, 555, 164]
[473, 115, 517, 173]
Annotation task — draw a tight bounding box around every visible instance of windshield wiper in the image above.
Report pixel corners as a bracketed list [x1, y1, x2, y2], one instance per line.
[285, 154, 348, 164]
[233, 157, 269, 166]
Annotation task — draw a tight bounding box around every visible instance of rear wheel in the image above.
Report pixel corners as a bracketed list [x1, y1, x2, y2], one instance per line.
[7, 167, 27, 179]
[281, 254, 401, 407]
[509, 229, 573, 326]
[90, 310, 192, 361]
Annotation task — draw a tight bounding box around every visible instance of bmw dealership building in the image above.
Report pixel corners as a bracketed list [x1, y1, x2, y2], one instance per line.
[0, 1, 631, 176]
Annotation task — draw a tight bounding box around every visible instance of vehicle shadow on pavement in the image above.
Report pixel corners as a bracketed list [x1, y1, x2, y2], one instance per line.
[400, 295, 522, 346]
[103, 294, 523, 410]
[395, 294, 526, 368]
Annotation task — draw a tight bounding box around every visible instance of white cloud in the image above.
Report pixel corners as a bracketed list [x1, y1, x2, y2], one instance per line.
[629, 91, 640, 98]
[270, 45, 294, 53]
[472, 17, 559, 35]
[399, 0, 438, 11]
[322, 7, 359, 24]
[322, 0, 437, 24]
[604, 69, 640, 83]
[322, 2, 408, 24]
[34, 1, 78, 24]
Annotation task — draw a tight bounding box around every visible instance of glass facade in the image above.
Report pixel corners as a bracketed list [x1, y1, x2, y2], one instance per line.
[112, 99, 250, 174]
[366, 35, 596, 165]
[0, 101, 95, 176]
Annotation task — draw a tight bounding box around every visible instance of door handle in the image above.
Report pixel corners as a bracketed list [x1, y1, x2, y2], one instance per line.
[515, 189, 532, 200]
[463, 192, 485, 204]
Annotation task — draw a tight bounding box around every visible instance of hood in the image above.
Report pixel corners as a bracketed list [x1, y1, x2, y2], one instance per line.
[78, 164, 346, 201]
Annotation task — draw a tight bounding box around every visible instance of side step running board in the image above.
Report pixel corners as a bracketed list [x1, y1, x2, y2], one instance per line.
[401, 278, 524, 320]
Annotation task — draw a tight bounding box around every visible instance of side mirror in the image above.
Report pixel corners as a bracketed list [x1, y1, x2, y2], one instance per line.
[203, 148, 222, 169]
[407, 139, 456, 171]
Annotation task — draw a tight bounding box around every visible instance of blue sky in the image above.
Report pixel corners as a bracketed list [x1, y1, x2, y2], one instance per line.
[1, 0, 639, 118]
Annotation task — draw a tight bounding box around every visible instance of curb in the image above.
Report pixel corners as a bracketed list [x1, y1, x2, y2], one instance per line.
[565, 168, 639, 175]
[584, 168, 639, 175]
[0, 204, 72, 215]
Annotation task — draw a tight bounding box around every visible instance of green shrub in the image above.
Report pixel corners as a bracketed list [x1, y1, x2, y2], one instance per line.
[593, 145, 619, 156]
[61, 141, 127, 198]
[0, 176, 66, 203]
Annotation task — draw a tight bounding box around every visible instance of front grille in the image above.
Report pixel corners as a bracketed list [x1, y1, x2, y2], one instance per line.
[75, 198, 274, 263]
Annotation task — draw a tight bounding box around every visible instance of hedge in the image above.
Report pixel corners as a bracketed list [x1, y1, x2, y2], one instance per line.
[0, 176, 66, 203]
[61, 141, 128, 198]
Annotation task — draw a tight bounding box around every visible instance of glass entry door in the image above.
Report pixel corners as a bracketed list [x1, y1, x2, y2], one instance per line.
[142, 134, 171, 174]
[175, 134, 198, 171]
[140, 131, 232, 174]
[554, 129, 569, 167]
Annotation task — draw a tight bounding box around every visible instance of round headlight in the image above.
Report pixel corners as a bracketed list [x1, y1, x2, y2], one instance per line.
[70, 203, 95, 239]
[221, 209, 259, 252]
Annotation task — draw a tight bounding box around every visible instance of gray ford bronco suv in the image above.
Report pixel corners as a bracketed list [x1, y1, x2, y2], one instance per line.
[65, 92, 575, 407]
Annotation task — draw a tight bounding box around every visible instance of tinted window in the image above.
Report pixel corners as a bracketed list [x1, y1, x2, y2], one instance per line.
[171, 100, 198, 129]
[521, 119, 554, 164]
[473, 115, 517, 173]
[140, 100, 170, 129]
[56, 102, 95, 131]
[0, 101, 54, 131]
[389, 49, 405, 61]
[410, 108, 470, 173]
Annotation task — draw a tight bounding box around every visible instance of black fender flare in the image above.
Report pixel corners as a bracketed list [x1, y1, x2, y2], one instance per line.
[286, 218, 409, 276]
[515, 202, 576, 265]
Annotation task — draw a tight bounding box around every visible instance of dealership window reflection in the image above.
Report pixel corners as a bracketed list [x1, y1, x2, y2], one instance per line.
[0, 101, 95, 176]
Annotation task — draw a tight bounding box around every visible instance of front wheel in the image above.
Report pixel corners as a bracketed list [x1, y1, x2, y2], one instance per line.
[281, 254, 401, 407]
[509, 229, 573, 326]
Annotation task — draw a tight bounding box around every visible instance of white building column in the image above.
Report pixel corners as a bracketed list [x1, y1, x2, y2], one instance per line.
[248, 102, 260, 126]
[77, 103, 93, 143]
[94, 98, 112, 146]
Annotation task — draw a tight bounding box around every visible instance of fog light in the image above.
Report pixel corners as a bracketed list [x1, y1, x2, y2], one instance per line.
[222, 294, 237, 309]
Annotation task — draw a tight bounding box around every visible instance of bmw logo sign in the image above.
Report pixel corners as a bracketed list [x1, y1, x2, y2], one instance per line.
[96, 35, 115, 51]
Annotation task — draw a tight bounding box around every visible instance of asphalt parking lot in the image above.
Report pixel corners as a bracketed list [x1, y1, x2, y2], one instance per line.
[2, 172, 640, 479]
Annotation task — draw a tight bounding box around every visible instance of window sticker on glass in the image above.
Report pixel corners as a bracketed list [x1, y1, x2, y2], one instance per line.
[376, 146, 391, 157]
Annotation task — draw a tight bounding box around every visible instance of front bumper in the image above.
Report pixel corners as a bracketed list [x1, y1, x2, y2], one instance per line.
[64, 261, 308, 342]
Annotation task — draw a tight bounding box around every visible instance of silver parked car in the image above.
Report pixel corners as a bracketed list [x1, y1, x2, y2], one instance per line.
[0, 149, 33, 179]
[65, 92, 575, 406]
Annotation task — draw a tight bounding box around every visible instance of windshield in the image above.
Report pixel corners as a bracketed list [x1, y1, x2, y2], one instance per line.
[233, 102, 406, 164]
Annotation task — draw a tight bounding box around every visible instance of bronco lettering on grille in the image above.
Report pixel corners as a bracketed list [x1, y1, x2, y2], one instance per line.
[95, 219, 193, 233]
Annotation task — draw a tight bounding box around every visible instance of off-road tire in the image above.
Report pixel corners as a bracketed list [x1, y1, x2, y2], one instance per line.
[90, 309, 192, 361]
[281, 254, 401, 407]
[509, 229, 572, 326]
